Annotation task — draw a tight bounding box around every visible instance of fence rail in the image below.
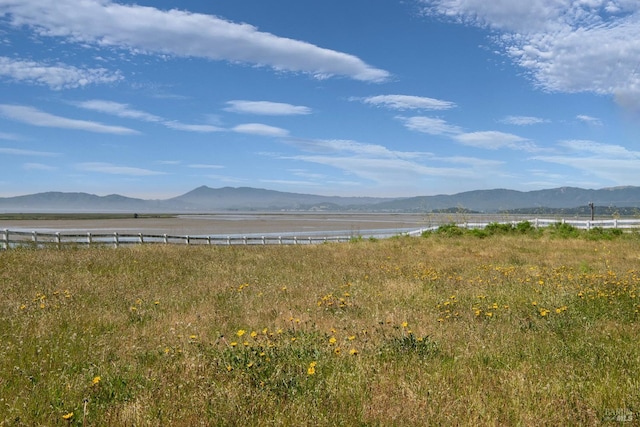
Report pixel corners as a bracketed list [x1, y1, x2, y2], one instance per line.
[0, 229, 354, 249]
[2, 218, 640, 249]
[407, 218, 640, 236]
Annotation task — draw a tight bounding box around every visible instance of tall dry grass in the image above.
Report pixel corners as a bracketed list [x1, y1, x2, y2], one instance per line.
[1, 233, 639, 425]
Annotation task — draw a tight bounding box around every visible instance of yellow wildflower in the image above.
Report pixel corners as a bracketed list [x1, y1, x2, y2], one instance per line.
[62, 412, 74, 420]
[349, 348, 358, 355]
[236, 329, 246, 337]
[92, 376, 101, 385]
[328, 336, 337, 345]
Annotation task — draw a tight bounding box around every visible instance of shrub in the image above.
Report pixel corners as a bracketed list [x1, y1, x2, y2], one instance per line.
[435, 223, 465, 237]
[485, 222, 515, 234]
[547, 222, 580, 238]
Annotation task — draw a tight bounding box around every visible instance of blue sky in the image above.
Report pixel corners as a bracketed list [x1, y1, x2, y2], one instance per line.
[1, 0, 639, 199]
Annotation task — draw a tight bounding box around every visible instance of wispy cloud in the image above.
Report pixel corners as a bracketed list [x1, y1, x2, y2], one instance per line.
[163, 122, 223, 133]
[398, 116, 462, 136]
[0, 56, 122, 90]
[399, 115, 538, 151]
[454, 131, 538, 151]
[558, 140, 639, 158]
[421, 1, 640, 107]
[188, 164, 225, 169]
[0, 104, 138, 135]
[76, 162, 165, 176]
[500, 115, 549, 125]
[0, 131, 21, 141]
[225, 100, 312, 115]
[23, 162, 57, 171]
[277, 137, 498, 187]
[0, 147, 59, 156]
[533, 140, 640, 185]
[286, 138, 429, 159]
[233, 123, 289, 137]
[77, 100, 161, 122]
[1, 0, 389, 82]
[576, 115, 603, 126]
[76, 100, 224, 133]
[358, 94, 456, 110]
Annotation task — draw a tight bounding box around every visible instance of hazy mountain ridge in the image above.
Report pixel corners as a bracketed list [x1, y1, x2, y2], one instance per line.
[0, 185, 639, 213]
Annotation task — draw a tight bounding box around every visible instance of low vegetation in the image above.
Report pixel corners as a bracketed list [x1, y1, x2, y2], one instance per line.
[1, 230, 639, 425]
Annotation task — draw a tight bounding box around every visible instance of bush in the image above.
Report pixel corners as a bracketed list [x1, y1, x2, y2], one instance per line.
[435, 223, 465, 237]
[485, 222, 515, 234]
[547, 222, 580, 238]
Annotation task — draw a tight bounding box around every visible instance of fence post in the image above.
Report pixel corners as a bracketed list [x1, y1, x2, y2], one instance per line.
[113, 232, 119, 249]
[226, 236, 231, 245]
[614, 219, 618, 229]
[186, 235, 190, 245]
[2, 229, 7, 250]
[163, 234, 168, 244]
[87, 232, 92, 246]
[243, 236, 247, 245]
[207, 236, 211, 245]
[139, 233, 144, 244]
[294, 236, 298, 245]
[32, 231, 38, 246]
[278, 236, 282, 245]
[56, 232, 61, 249]
[261, 236, 265, 245]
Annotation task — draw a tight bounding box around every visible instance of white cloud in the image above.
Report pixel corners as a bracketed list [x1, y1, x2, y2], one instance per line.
[163, 122, 223, 133]
[399, 116, 537, 151]
[233, 123, 289, 137]
[77, 100, 162, 122]
[0, 56, 122, 89]
[576, 114, 603, 125]
[287, 138, 426, 159]
[500, 115, 549, 125]
[284, 154, 475, 183]
[559, 139, 639, 157]
[0, 147, 59, 156]
[23, 162, 56, 171]
[1, 0, 389, 82]
[0, 104, 139, 134]
[76, 162, 165, 176]
[422, 1, 640, 107]
[533, 139, 640, 185]
[358, 95, 456, 110]
[454, 131, 538, 151]
[398, 116, 462, 135]
[188, 164, 225, 169]
[225, 100, 312, 116]
[77, 99, 224, 132]
[0, 131, 21, 140]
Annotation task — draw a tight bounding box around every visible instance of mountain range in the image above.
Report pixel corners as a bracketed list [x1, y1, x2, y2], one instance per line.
[1, 185, 640, 213]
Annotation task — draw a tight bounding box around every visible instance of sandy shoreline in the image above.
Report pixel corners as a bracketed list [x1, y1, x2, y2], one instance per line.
[0, 213, 444, 236]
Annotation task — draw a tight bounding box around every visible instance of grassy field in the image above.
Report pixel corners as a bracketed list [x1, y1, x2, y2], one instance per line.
[1, 226, 639, 425]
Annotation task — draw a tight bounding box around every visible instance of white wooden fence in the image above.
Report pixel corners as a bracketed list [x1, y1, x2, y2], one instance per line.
[2, 218, 639, 249]
[406, 218, 640, 236]
[0, 229, 353, 249]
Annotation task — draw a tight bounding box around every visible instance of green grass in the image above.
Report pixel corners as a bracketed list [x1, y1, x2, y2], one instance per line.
[1, 233, 639, 425]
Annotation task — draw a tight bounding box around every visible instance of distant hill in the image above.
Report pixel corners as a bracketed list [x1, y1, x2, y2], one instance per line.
[167, 186, 393, 211]
[368, 186, 640, 213]
[0, 185, 639, 213]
